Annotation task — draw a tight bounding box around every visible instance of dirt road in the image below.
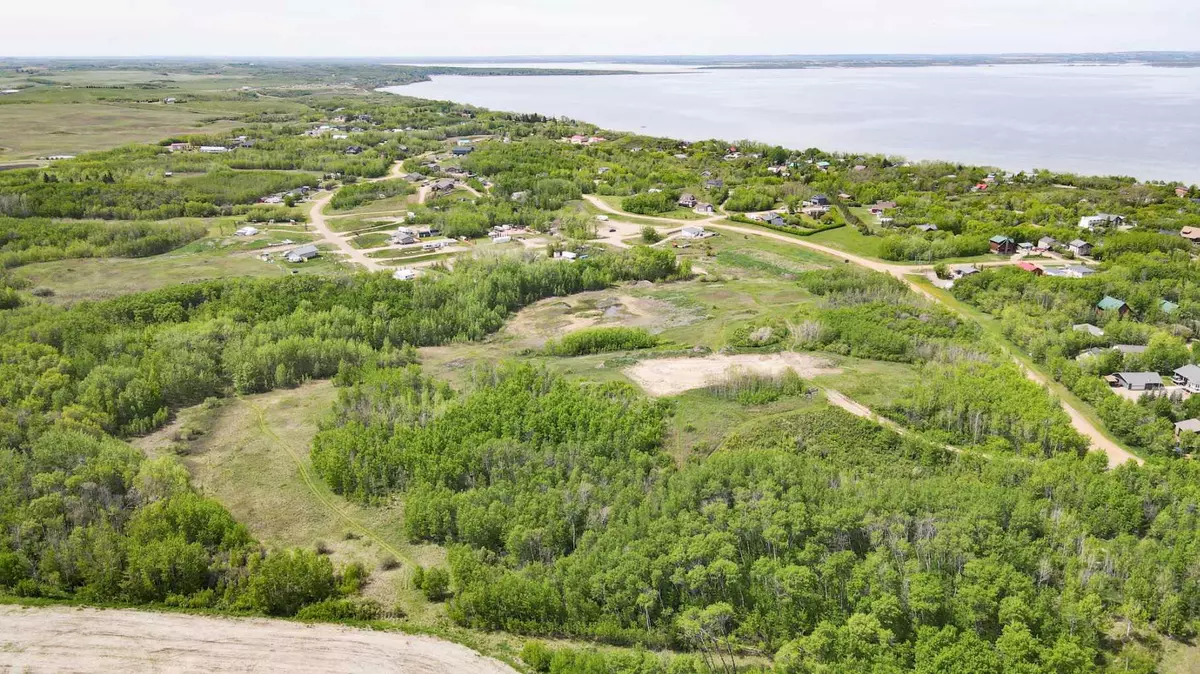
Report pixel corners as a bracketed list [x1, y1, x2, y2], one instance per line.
[307, 191, 385, 271]
[584, 195, 1139, 467]
[0, 605, 515, 674]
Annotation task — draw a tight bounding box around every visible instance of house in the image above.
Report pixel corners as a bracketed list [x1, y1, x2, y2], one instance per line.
[1067, 239, 1093, 257]
[914, 224, 938, 232]
[344, 146, 363, 155]
[680, 226, 709, 239]
[510, 191, 528, 202]
[705, 179, 724, 189]
[1112, 344, 1146, 356]
[1097, 296, 1129, 316]
[989, 235, 1016, 253]
[764, 214, 787, 227]
[285, 244, 319, 263]
[405, 173, 425, 182]
[838, 193, 854, 201]
[950, 264, 979, 279]
[1161, 299, 1180, 315]
[558, 250, 578, 260]
[430, 179, 456, 193]
[1043, 268, 1071, 278]
[695, 202, 715, 214]
[1017, 242, 1034, 253]
[1078, 214, 1124, 231]
[1180, 226, 1200, 242]
[391, 233, 416, 245]
[804, 206, 833, 218]
[678, 193, 698, 208]
[234, 226, 259, 237]
[492, 236, 512, 244]
[1037, 236, 1059, 250]
[1113, 372, 1164, 391]
[199, 146, 228, 154]
[1076, 347, 1108, 361]
[456, 139, 473, 146]
[167, 142, 190, 152]
[1073, 323, 1105, 337]
[1063, 265, 1096, 278]
[451, 146, 475, 156]
[393, 268, 417, 281]
[1176, 186, 1190, 198]
[874, 200, 898, 210]
[1016, 261, 1043, 275]
[1174, 419, 1200, 436]
[1173, 364, 1200, 391]
[597, 167, 610, 175]
[810, 194, 831, 206]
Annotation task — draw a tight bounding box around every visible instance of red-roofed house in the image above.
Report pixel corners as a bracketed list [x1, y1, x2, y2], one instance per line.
[1017, 262, 1043, 276]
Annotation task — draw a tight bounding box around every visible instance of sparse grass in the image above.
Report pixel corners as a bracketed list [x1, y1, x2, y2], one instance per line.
[349, 232, 391, 249]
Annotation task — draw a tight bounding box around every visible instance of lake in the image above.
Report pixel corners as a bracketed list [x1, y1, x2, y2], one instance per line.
[385, 65, 1200, 183]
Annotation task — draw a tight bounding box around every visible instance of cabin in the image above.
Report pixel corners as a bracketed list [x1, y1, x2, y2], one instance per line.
[989, 235, 1015, 253]
[914, 224, 938, 232]
[1067, 239, 1093, 257]
[1113, 372, 1163, 391]
[1113, 344, 1147, 356]
[810, 194, 831, 207]
[764, 214, 787, 227]
[695, 202, 715, 214]
[451, 146, 475, 156]
[1174, 419, 1200, 437]
[1016, 261, 1043, 275]
[1017, 242, 1034, 253]
[1076, 347, 1107, 361]
[285, 244, 319, 263]
[950, 264, 979, 279]
[1073, 323, 1105, 337]
[1063, 265, 1096, 279]
[1181, 226, 1200, 242]
[1173, 364, 1200, 392]
[430, 179, 456, 194]
[1037, 236, 1059, 250]
[1161, 299, 1180, 315]
[1176, 186, 1191, 198]
[705, 179, 724, 189]
[1097, 296, 1129, 316]
[678, 193, 698, 208]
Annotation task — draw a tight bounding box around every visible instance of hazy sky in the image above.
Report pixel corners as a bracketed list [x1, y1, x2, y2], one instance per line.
[7, 0, 1200, 57]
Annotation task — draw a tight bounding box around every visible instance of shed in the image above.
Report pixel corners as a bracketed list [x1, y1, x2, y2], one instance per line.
[1097, 296, 1129, 316]
[989, 235, 1015, 253]
[285, 244, 319, 263]
[1068, 239, 1093, 257]
[1072, 323, 1105, 337]
[1175, 419, 1200, 435]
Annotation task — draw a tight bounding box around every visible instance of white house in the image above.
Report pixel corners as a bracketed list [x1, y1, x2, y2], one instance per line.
[393, 268, 417, 281]
[234, 226, 259, 237]
[285, 244, 319, 263]
[1078, 214, 1124, 231]
[198, 146, 229, 154]
[558, 250, 578, 261]
[680, 226, 708, 239]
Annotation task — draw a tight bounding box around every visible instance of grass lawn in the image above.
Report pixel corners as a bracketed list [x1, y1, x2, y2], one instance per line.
[595, 194, 703, 221]
[323, 193, 417, 217]
[349, 232, 391, 249]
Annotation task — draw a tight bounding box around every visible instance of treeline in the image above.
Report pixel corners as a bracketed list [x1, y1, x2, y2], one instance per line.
[310, 363, 1198, 670]
[328, 178, 413, 211]
[0, 217, 208, 268]
[0, 248, 682, 442]
[0, 428, 361, 615]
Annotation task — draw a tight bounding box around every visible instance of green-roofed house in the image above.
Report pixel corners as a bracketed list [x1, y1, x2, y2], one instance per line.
[1097, 295, 1130, 317]
[989, 234, 1016, 254]
[1161, 299, 1180, 315]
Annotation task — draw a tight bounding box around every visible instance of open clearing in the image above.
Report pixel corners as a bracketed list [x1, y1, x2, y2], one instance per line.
[625, 352, 841, 396]
[0, 605, 515, 674]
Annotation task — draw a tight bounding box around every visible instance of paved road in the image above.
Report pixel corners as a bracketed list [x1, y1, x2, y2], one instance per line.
[583, 195, 1140, 467]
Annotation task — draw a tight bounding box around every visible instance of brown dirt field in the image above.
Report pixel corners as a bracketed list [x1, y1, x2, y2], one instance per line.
[625, 352, 841, 397]
[504, 290, 698, 348]
[0, 605, 515, 673]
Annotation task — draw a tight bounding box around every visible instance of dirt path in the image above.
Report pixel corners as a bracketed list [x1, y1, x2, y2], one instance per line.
[586, 195, 1137, 467]
[0, 605, 515, 674]
[625, 353, 840, 397]
[308, 191, 384, 271]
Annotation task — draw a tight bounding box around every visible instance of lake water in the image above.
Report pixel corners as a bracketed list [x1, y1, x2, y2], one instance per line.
[385, 65, 1200, 183]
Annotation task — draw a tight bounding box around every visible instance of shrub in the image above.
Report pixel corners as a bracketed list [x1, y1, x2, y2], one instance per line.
[295, 598, 382, 622]
[704, 369, 807, 405]
[544, 327, 659, 356]
[420, 567, 451, 602]
[640, 226, 662, 244]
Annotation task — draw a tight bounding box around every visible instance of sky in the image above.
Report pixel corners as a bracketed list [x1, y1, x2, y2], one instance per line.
[7, 0, 1200, 58]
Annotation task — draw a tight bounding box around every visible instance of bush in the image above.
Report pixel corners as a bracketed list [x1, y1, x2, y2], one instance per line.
[704, 369, 807, 405]
[243, 549, 337, 616]
[640, 226, 662, 244]
[521, 641, 554, 672]
[295, 598, 382, 622]
[544, 327, 659, 356]
[420, 567, 451, 602]
[621, 191, 678, 215]
[723, 189, 776, 212]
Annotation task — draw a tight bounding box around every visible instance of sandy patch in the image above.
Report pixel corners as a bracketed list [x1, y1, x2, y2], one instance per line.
[625, 352, 841, 396]
[504, 290, 699, 347]
[0, 605, 514, 674]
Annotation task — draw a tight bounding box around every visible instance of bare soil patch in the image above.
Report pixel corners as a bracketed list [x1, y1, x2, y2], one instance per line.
[504, 290, 698, 348]
[625, 352, 841, 397]
[0, 605, 515, 673]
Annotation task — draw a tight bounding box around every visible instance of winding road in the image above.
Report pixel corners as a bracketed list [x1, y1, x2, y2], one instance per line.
[583, 195, 1141, 467]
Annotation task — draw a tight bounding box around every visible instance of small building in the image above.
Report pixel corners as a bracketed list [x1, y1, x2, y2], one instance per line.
[705, 179, 724, 189]
[1076, 347, 1108, 361]
[764, 213, 787, 227]
[234, 226, 259, 237]
[1097, 296, 1129, 316]
[989, 235, 1016, 253]
[451, 146, 475, 156]
[874, 200, 898, 210]
[1112, 344, 1147, 356]
[678, 193, 698, 208]
[1016, 261, 1043, 275]
[1073, 323, 1105, 337]
[1043, 268, 1071, 278]
[810, 194, 831, 206]
[390, 233, 416, 245]
[695, 202, 715, 214]
[914, 223, 938, 232]
[559, 250, 578, 260]
[344, 146, 363, 155]
[198, 146, 228, 154]
[1176, 186, 1191, 198]
[1037, 236, 1059, 250]
[393, 268, 417, 281]
[430, 179, 456, 193]
[285, 244, 319, 263]
[492, 236, 512, 244]
[510, 191, 528, 202]
[167, 142, 190, 152]
[1181, 226, 1200, 242]
[680, 226, 709, 239]
[950, 264, 979, 279]
[1067, 239, 1093, 257]
[1113, 372, 1163, 391]
[1172, 364, 1200, 391]
[1161, 299, 1180, 315]
[1174, 419, 1200, 436]
[1063, 265, 1096, 279]
[1017, 242, 1034, 252]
